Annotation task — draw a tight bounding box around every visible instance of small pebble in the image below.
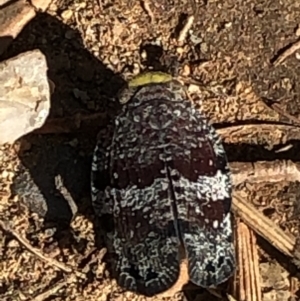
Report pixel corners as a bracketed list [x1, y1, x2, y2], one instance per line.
[188, 84, 200, 93]
[76, 2, 86, 9]
[44, 228, 56, 237]
[1, 170, 8, 178]
[65, 30, 75, 39]
[61, 9, 73, 21]
[68, 139, 79, 148]
[132, 63, 140, 75]
[7, 239, 19, 248]
[87, 101, 96, 110]
[176, 47, 184, 54]
[109, 55, 120, 66]
[296, 25, 300, 36]
[73, 88, 90, 102]
[140, 50, 147, 60]
[182, 64, 191, 77]
[200, 42, 208, 53]
[48, 3, 58, 11]
[189, 33, 202, 44]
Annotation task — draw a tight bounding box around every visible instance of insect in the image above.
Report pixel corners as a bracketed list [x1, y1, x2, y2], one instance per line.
[91, 71, 235, 296]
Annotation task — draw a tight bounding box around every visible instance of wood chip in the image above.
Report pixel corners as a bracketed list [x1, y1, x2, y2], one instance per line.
[178, 15, 194, 44]
[230, 160, 300, 187]
[30, 278, 68, 301]
[217, 123, 300, 149]
[272, 39, 300, 66]
[232, 192, 296, 260]
[236, 221, 262, 301]
[140, 0, 155, 23]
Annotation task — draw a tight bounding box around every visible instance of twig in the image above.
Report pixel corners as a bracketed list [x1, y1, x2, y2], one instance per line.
[30, 278, 68, 301]
[178, 15, 194, 44]
[206, 288, 223, 299]
[272, 39, 300, 66]
[236, 218, 245, 301]
[55, 175, 78, 217]
[227, 295, 238, 301]
[261, 97, 300, 126]
[140, 0, 155, 23]
[0, 220, 73, 273]
[243, 223, 251, 301]
[81, 247, 106, 273]
[230, 160, 300, 187]
[292, 236, 300, 268]
[275, 144, 293, 153]
[216, 123, 300, 148]
[251, 229, 261, 301]
[290, 276, 299, 301]
[232, 192, 296, 259]
[236, 222, 261, 301]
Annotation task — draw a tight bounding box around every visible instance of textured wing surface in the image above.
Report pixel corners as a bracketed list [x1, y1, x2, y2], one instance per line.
[165, 95, 235, 287]
[109, 150, 180, 296]
[110, 84, 186, 296]
[91, 79, 235, 296]
[92, 84, 183, 296]
[91, 123, 115, 220]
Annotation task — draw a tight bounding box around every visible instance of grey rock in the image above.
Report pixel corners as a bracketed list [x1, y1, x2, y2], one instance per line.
[0, 49, 50, 144]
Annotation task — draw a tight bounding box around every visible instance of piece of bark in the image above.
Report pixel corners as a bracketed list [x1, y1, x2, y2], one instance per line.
[236, 221, 262, 301]
[0, 49, 50, 144]
[177, 15, 194, 45]
[217, 124, 300, 150]
[0, 0, 36, 55]
[272, 39, 300, 66]
[230, 160, 300, 187]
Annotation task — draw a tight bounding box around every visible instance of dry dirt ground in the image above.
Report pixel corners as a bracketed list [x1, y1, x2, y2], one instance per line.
[1, 0, 300, 300]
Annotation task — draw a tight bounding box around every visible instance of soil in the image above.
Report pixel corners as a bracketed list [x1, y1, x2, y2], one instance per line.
[1, 0, 300, 300]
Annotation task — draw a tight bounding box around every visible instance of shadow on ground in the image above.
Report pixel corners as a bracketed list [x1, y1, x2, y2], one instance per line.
[0, 14, 235, 299]
[0, 12, 125, 246]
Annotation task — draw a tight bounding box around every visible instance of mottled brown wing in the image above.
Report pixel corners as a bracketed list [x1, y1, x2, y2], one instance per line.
[91, 79, 235, 296]
[108, 96, 184, 295]
[166, 106, 235, 287]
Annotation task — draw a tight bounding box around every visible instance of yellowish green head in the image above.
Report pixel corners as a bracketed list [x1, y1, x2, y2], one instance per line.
[128, 71, 173, 88]
[118, 71, 175, 104]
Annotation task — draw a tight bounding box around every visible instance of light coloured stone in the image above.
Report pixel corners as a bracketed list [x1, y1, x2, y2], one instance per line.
[61, 9, 73, 20]
[296, 25, 300, 37]
[30, 0, 52, 12]
[0, 0, 35, 55]
[0, 0, 11, 6]
[0, 49, 51, 144]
